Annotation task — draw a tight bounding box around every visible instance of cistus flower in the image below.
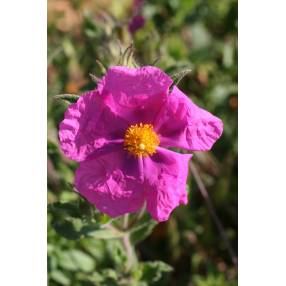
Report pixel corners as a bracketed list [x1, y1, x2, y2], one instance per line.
[59, 66, 223, 222]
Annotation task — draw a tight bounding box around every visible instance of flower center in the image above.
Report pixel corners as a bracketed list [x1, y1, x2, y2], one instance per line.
[124, 123, 160, 157]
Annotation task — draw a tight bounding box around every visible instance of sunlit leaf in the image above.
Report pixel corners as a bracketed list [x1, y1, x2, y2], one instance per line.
[50, 270, 70, 286]
[87, 228, 124, 240]
[69, 249, 95, 272]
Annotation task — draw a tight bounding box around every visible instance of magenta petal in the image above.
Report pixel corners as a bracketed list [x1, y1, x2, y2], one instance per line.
[59, 90, 128, 162]
[128, 14, 145, 34]
[75, 147, 145, 217]
[99, 66, 172, 97]
[155, 86, 223, 151]
[98, 66, 173, 124]
[143, 147, 192, 222]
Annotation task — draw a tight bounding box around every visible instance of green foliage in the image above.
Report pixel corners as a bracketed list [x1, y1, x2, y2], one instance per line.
[48, 0, 237, 285]
[130, 214, 158, 245]
[137, 261, 173, 285]
[49, 200, 125, 240]
[48, 196, 170, 285]
[193, 273, 238, 286]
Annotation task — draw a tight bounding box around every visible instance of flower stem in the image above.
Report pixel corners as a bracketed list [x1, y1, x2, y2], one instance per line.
[190, 162, 238, 266]
[136, 202, 146, 221]
[121, 213, 138, 270]
[128, 202, 146, 229]
[123, 213, 129, 230]
[122, 233, 137, 271]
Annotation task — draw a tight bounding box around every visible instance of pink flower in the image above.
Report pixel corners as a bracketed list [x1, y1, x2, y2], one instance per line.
[59, 66, 223, 222]
[134, 0, 144, 8]
[128, 0, 145, 34]
[128, 14, 145, 34]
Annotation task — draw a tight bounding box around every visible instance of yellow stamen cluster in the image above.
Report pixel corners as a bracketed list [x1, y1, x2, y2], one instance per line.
[124, 123, 160, 157]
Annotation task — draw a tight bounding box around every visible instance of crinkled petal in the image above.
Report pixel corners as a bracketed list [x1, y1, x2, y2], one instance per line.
[155, 86, 223, 151]
[98, 66, 173, 124]
[75, 146, 145, 217]
[59, 90, 128, 162]
[143, 147, 192, 222]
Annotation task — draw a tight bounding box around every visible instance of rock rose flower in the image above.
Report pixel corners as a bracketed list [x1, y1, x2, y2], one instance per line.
[59, 66, 223, 221]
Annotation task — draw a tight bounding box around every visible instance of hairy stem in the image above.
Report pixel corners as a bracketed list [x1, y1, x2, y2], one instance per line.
[120, 214, 137, 270]
[190, 162, 238, 266]
[122, 233, 137, 271]
[123, 213, 129, 230]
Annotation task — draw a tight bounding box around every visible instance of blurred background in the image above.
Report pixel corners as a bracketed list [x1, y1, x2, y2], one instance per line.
[48, 0, 237, 285]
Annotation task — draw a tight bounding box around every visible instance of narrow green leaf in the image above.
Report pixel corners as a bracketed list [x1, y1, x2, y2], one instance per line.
[89, 73, 100, 83]
[54, 94, 80, 104]
[170, 68, 192, 87]
[95, 59, 107, 73]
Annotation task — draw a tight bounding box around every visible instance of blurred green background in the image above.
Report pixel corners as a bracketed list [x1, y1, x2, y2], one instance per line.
[48, 0, 237, 285]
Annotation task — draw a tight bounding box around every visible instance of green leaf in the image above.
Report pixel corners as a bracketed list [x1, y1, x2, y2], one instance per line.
[193, 273, 237, 286]
[223, 42, 234, 68]
[129, 216, 158, 245]
[105, 240, 127, 269]
[48, 202, 80, 218]
[91, 269, 119, 286]
[87, 228, 124, 239]
[69, 249, 95, 272]
[49, 201, 125, 240]
[80, 223, 101, 236]
[54, 94, 80, 104]
[57, 251, 79, 271]
[52, 219, 82, 240]
[101, 269, 118, 280]
[50, 270, 70, 286]
[49, 199, 97, 221]
[207, 83, 238, 106]
[80, 238, 106, 262]
[48, 254, 58, 272]
[77, 272, 105, 284]
[139, 261, 173, 284]
[190, 22, 212, 50]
